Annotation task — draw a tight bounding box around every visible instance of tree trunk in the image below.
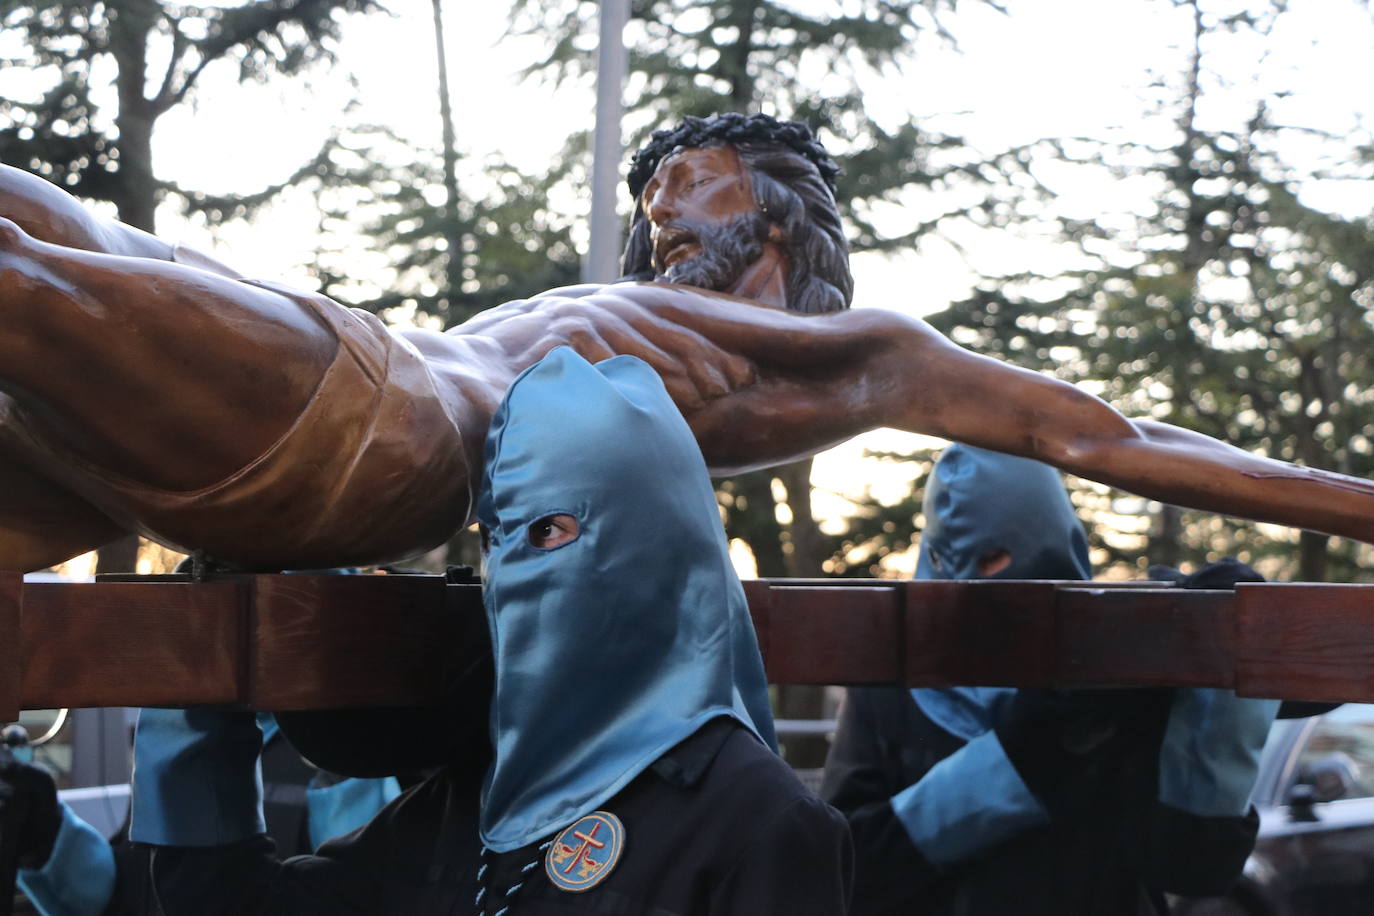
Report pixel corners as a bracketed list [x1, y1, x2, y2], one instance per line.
[772, 458, 830, 767]
[724, 0, 759, 108]
[724, 470, 788, 577]
[94, 534, 141, 576]
[1298, 531, 1330, 582]
[1149, 504, 1184, 571]
[777, 458, 826, 577]
[109, 0, 159, 232]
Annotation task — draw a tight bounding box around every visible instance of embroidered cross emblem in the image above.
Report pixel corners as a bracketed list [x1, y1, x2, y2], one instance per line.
[545, 811, 625, 892]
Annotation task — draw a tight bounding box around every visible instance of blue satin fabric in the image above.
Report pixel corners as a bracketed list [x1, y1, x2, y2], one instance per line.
[476, 347, 775, 852]
[1158, 688, 1279, 817]
[891, 730, 1048, 866]
[17, 803, 116, 916]
[307, 776, 402, 851]
[914, 444, 1090, 583]
[911, 445, 1088, 737]
[129, 708, 266, 847]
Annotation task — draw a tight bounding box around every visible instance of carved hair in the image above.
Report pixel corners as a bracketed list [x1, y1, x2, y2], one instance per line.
[620, 113, 853, 314]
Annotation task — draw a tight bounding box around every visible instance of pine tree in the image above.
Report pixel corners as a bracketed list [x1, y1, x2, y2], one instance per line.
[926, 0, 1374, 581]
[0, 0, 381, 231]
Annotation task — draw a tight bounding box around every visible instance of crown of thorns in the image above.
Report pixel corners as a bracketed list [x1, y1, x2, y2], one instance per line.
[626, 113, 842, 202]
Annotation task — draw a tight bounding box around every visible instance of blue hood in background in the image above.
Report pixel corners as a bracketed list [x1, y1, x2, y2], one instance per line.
[476, 347, 775, 852]
[912, 445, 1090, 738]
[915, 444, 1090, 582]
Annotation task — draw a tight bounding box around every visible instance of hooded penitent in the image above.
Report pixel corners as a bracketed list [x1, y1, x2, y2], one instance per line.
[891, 444, 1278, 878]
[912, 445, 1090, 739]
[476, 347, 775, 853]
[915, 444, 1090, 584]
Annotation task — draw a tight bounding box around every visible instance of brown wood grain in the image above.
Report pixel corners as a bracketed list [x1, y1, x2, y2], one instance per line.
[905, 581, 1058, 688]
[741, 580, 774, 671]
[18, 580, 243, 710]
[760, 585, 903, 685]
[1235, 583, 1374, 702]
[11, 576, 1374, 713]
[1054, 588, 1234, 688]
[249, 574, 467, 710]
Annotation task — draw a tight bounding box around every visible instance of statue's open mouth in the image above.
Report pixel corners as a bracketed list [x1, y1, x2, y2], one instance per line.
[654, 226, 700, 271]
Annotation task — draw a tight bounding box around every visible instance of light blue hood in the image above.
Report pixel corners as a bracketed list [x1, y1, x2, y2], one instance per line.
[913, 445, 1090, 738]
[915, 444, 1090, 583]
[476, 347, 775, 852]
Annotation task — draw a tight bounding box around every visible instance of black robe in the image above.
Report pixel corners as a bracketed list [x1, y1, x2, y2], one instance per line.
[147, 719, 853, 915]
[821, 687, 1259, 916]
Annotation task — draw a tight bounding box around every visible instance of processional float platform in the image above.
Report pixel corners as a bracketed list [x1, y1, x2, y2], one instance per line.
[3, 572, 1374, 721]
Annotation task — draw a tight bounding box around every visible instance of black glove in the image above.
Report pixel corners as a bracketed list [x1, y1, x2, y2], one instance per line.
[1147, 556, 1264, 589]
[994, 686, 1163, 819]
[1151, 559, 1341, 720]
[0, 738, 62, 871]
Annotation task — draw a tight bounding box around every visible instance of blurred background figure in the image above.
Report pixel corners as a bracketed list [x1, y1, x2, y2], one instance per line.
[822, 445, 1279, 916]
[3, 713, 402, 916]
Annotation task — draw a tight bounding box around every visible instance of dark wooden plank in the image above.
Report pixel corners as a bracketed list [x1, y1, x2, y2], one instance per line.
[1235, 583, 1374, 702]
[14, 577, 1374, 712]
[905, 581, 1058, 687]
[741, 580, 774, 672]
[0, 573, 20, 721]
[19, 581, 244, 709]
[249, 574, 462, 710]
[1055, 588, 1233, 688]
[762, 585, 903, 685]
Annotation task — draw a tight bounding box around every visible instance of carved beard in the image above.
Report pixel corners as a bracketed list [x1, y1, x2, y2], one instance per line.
[655, 211, 770, 292]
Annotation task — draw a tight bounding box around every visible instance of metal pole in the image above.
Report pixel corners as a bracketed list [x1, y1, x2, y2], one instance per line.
[584, 0, 629, 283]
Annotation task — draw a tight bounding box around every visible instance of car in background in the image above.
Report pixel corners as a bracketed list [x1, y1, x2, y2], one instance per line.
[1173, 703, 1374, 916]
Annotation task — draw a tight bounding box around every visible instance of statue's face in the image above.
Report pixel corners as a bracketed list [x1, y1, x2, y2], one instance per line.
[640, 145, 771, 291]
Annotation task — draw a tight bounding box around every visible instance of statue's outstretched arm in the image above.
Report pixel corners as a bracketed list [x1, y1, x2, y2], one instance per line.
[882, 319, 1374, 543]
[494, 282, 1374, 545]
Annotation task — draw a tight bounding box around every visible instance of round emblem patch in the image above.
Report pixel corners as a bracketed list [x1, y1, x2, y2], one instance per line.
[545, 810, 625, 892]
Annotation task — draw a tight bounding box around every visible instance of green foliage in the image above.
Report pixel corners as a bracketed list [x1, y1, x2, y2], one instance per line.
[303, 127, 582, 326]
[0, 0, 381, 224]
[926, 5, 1374, 581]
[818, 449, 935, 578]
[508, 0, 1036, 256]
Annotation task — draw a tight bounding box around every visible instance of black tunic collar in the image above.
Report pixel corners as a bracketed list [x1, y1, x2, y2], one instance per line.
[648, 716, 741, 789]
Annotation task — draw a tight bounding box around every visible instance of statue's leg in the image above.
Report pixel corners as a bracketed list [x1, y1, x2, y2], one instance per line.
[0, 217, 471, 570]
[0, 444, 127, 571]
[0, 217, 335, 494]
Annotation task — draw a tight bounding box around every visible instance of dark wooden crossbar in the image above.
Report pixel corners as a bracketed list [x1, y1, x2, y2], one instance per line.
[4, 572, 1374, 721]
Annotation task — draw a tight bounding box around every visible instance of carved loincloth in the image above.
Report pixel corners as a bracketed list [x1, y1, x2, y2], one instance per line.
[0, 283, 471, 569]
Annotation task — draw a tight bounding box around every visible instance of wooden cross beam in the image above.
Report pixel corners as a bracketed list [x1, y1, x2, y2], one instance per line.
[4, 572, 1373, 721]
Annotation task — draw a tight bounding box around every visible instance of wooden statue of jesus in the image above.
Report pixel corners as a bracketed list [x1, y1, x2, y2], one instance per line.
[0, 113, 1371, 573]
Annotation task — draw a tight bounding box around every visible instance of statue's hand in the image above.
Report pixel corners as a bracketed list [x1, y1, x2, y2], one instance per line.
[479, 286, 760, 413]
[464, 280, 918, 472]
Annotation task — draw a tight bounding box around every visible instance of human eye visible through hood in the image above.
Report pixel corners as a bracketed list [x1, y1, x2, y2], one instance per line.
[528, 513, 580, 550]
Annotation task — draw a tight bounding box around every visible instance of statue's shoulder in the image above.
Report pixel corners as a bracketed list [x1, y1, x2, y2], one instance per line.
[525, 282, 611, 302]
